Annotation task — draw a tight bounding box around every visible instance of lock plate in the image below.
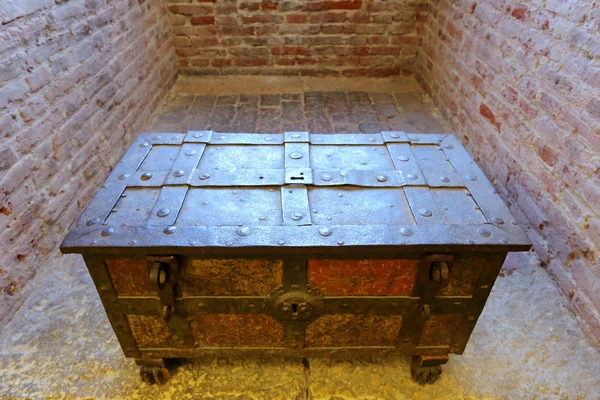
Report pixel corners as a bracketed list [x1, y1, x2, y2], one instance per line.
[265, 284, 324, 322]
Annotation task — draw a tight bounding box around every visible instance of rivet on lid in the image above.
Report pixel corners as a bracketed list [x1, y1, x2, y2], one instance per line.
[390, 132, 401, 138]
[321, 173, 333, 181]
[419, 208, 433, 217]
[193, 132, 203, 138]
[492, 217, 504, 225]
[444, 144, 454, 149]
[319, 227, 333, 237]
[164, 226, 176, 235]
[141, 172, 152, 181]
[398, 155, 409, 162]
[139, 142, 150, 148]
[236, 227, 250, 236]
[185, 150, 197, 156]
[265, 136, 273, 141]
[129, 240, 137, 245]
[117, 173, 130, 180]
[400, 227, 413, 237]
[86, 218, 100, 226]
[199, 173, 211, 180]
[466, 175, 478, 181]
[376, 175, 388, 182]
[291, 133, 301, 138]
[407, 173, 418, 180]
[173, 170, 185, 177]
[290, 152, 303, 159]
[278, 240, 286, 245]
[291, 212, 303, 221]
[477, 228, 491, 237]
[101, 227, 114, 237]
[440, 176, 451, 183]
[157, 208, 170, 217]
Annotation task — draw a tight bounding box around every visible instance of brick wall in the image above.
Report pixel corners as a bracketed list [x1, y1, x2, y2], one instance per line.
[167, 0, 427, 76]
[417, 0, 600, 344]
[0, 0, 178, 327]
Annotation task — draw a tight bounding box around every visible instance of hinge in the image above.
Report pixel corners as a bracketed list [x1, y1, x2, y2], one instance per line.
[418, 254, 453, 320]
[147, 256, 179, 322]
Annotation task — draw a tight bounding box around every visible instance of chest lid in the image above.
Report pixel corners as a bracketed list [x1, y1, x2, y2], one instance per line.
[61, 131, 530, 255]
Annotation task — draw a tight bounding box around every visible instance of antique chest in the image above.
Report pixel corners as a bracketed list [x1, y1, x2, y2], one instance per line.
[61, 131, 531, 385]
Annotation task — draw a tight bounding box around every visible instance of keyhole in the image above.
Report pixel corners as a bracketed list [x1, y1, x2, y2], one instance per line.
[291, 303, 298, 313]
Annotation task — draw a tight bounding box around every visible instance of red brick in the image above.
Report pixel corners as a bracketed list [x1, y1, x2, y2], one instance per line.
[286, 14, 308, 23]
[169, 5, 212, 15]
[191, 16, 215, 25]
[324, 1, 362, 10]
[479, 103, 501, 131]
[510, 4, 529, 21]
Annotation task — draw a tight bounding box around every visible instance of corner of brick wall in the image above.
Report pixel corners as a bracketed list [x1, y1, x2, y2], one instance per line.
[416, 0, 600, 345]
[0, 0, 178, 328]
[166, 0, 428, 77]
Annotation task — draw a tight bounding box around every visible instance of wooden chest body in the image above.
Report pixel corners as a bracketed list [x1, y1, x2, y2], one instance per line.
[61, 131, 530, 383]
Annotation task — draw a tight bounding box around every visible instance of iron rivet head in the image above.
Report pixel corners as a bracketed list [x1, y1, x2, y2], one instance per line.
[265, 136, 273, 141]
[477, 228, 491, 238]
[398, 155, 409, 162]
[278, 240, 286, 245]
[101, 227, 114, 237]
[86, 218, 100, 226]
[259, 216, 266, 221]
[219, 135, 225, 140]
[337, 240, 344, 245]
[89, 240, 97, 245]
[321, 173, 333, 181]
[290, 152, 303, 159]
[502, 239, 509, 244]
[129, 240, 137, 246]
[236, 227, 250, 236]
[117, 173, 130, 180]
[190, 240, 198, 246]
[419, 208, 432, 217]
[152, 136, 159, 140]
[291, 133, 301, 138]
[390, 132, 401, 138]
[139, 142, 150, 148]
[185, 150, 197, 156]
[511, 220, 518, 226]
[468, 240, 475, 244]
[193, 132, 203, 138]
[407, 173, 418, 180]
[360, 161, 367, 165]
[389, 204, 394, 207]
[444, 143, 454, 149]
[141, 172, 152, 181]
[199, 173, 211, 180]
[400, 227, 413, 237]
[173, 170, 185, 177]
[376, 175, 388, 182]
[291, 212, 303, 221]
[411, 136, 420, 141]
[226, 241, 233, 246]
[171, 135, 178, 140]
[319, 227, 333, 237]
[466, 175, 477, 181]
[492, 217, 504, 225]
[164, 226, 176, 235]
[440, 176, 451, 183]
[368, 137, 375, 142]
[157, 208, 170, 217]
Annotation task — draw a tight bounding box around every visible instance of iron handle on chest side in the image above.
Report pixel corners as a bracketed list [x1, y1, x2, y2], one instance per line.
[146, 256, 194, 346]
[418, 254, 453, 320]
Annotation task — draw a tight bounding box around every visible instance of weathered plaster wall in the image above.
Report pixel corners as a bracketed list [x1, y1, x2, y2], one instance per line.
[167, 0, 428, 76]
[417, 0, 600, 344]
[0, 0, 178, 327]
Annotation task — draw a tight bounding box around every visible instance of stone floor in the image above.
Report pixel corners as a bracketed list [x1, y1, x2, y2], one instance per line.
[2, 76, 599, 399]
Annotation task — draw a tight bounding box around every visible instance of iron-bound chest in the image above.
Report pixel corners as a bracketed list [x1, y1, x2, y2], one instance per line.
[61, 131, 530, 384]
